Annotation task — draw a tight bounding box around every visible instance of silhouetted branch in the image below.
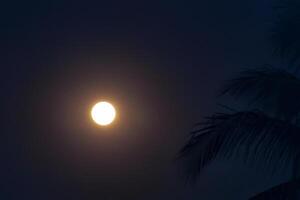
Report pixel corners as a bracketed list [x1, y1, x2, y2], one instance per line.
[179, 111, 300, 181]
[222, 67, 300, 122]
[249, 178, 300, 200]
[272, 0, 300, 66]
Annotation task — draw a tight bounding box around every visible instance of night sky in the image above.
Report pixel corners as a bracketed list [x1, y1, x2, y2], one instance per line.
[1, 0, 288, 199]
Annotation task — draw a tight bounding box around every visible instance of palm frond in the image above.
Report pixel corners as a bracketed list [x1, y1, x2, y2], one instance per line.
[272, 0, 300, 66]
[222, 67, 300, 122]
[249, 178, 300, 200]
[178, 111, 300, 181]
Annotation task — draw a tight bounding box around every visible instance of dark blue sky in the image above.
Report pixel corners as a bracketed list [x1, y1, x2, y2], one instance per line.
[1, 0, 285, 199]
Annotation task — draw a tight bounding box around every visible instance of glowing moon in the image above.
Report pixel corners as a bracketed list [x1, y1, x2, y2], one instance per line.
[91, 101, 116, 126]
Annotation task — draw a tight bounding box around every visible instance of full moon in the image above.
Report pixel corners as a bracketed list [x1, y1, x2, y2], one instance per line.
[91, 101, 116, 126]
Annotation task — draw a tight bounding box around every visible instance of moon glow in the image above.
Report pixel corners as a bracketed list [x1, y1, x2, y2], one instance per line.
[91, 101, 116, 126]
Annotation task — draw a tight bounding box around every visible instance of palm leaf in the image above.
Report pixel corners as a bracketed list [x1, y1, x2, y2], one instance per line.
[272, 0, 300, 65]
[222, 67, 300, 122]
[179, 111, 300, 181]
[249, 178, 300, 200]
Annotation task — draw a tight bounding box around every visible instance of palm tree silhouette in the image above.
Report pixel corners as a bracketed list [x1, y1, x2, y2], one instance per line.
[249, 178, 300, 199]
[179, 0, 300, 198]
